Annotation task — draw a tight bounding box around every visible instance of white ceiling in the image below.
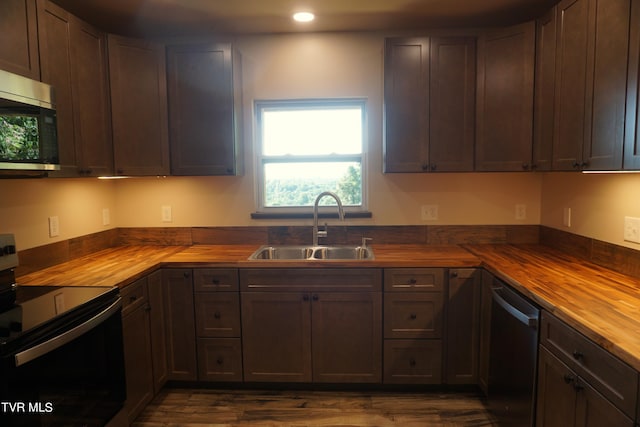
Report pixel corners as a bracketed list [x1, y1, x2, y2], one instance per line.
[52, 0, 558, 37]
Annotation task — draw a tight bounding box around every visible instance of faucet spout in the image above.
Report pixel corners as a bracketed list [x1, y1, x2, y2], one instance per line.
[313, 191, 345, 246]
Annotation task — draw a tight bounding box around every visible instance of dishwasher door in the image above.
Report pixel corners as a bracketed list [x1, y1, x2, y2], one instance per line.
[487, 282, 540, 427]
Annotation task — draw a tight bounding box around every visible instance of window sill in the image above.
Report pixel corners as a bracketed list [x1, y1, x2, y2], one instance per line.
[251, 211, 372, 220]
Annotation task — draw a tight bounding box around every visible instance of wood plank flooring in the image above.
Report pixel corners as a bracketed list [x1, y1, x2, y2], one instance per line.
[133, 388, 497, 426]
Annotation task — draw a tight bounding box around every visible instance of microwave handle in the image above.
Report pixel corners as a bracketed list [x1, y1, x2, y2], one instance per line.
[14, 297, 122, 367]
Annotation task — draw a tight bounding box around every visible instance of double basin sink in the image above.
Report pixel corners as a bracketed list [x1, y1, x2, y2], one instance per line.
[248, 245, 374, 260]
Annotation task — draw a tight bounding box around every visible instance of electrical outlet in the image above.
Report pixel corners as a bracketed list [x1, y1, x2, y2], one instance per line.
[161, 205, 172, 223]
[48, 216, 59, 237]
[515, 204, 526, 220]
[421, 205, 439, 221]
[102, 208, 110, 226]
[624, 217, 640, 244]
[563, 207, 572, 228]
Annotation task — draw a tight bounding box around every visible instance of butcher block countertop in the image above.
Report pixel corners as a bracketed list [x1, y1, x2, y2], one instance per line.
[465, 244, 640, 372]
[15, 242, 640, 371]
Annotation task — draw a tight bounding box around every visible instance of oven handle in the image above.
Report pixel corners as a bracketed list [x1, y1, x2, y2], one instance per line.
[14, 297, 122, 367]
[491, 287, 538, 328]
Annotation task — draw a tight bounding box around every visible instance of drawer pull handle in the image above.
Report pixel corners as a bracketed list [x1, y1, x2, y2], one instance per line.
[212, 279, 220, 285]
[129, 296, 137, 303]
[303, 294, 309, 302]
[563, 374, 575, 385]
[409, 358, 416, 367]
[214, 311, 221, 319]
[217, 357, 224, 365]
[312, 294, 319, 301]
[450, 271, 458, 278]
[572, 350, 584, 361]
[409, 278, 417, 285]
[409, 313, 417, 320]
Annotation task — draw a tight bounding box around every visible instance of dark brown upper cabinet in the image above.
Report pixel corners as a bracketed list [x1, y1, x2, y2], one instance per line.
[476, 21, 535, 172]
[108, 34, 170, 176]
[625, 0, 640, 170]
[532, 8, 558, 171]
[37, 0, 113, 177]
[383, 37, 476, 173]
[550, 0, 631, 171]
[166, 43, 243, 176]
[0, 0, 40, 80]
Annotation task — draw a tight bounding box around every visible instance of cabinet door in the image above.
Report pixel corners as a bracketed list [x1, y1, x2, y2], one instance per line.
[536, 346, 578, 427]
[147, 270, 168, 394]
[121, 282, 154, 423]
[552, 0, 590, 170]
[576, 379, 635, 427]
[37, 0, 76, 173]
[38, 0, 112, 177]
[429, 37, 476, 172]
[624, 0, 640, 170]
[167, 43, 242, 175]
[311, 292, 382, 383]
[162, 269, 197, 381]
[241, 292, 312, 382]
[476, 21, 535, 171]
[68, 16, 113, 176]
[582, 0, 630, 170]
[108, 34, 170, 176]
[533, 7, 557, 171]
[445, 268, 480, 385]
[0, 0, 39, 79]
[383, 37, 430, 172]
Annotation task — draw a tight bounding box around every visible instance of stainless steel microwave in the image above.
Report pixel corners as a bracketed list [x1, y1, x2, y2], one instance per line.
[0, 69, 59, 171]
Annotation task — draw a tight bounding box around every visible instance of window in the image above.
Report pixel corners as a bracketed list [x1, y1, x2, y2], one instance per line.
[255, 99, 366, 212]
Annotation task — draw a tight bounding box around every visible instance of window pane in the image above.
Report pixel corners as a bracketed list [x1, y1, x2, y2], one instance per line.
[262, 107, 362, 156]
[264, 162, 362, 207]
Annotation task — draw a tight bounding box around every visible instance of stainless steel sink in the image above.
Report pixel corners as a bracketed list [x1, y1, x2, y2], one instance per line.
[248, 245, 374, 260]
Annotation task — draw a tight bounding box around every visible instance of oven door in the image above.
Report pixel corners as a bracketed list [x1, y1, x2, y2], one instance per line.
[0, 297, 126, 426]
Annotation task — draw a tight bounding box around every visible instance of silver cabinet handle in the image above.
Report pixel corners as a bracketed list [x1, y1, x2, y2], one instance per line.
[15, 297, 122, 367]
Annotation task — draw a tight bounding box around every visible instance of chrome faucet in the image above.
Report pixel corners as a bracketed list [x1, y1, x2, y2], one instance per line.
[313, 191, 345, 246]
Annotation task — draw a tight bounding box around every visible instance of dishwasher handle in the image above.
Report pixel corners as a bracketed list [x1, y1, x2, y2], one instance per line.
[492, 287, 538, 328]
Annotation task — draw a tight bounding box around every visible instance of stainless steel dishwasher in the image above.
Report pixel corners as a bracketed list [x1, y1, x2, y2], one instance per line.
[486, 279, 540, 426]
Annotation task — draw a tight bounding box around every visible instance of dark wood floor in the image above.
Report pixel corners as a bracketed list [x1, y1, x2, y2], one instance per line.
[133, 387, 497, 426]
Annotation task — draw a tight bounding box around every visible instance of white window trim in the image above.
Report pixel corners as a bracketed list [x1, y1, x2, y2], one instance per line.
[253, 98, 369, 215]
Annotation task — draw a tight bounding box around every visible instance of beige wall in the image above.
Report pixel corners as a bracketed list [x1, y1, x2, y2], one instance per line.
[540, 172, 640, 249]
[5, 31, 640, 252]
[0, 178, 117, 250]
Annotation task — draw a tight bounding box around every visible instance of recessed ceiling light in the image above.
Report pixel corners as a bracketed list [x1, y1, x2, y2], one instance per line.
[293, 11, 315, 23]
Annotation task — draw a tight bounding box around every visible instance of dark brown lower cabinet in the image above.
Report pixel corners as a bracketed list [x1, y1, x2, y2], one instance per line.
[536, 347, 634, 427]
[383, 339, 442, 384]
[197, 338, 243, 382]
[241, 289, 381, 384]
[445, 268, 481, 384]
[121, 278, 154, 423]
[162, 269, 198, 381]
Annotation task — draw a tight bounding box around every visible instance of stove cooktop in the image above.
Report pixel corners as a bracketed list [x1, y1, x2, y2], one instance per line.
[0, 286, 116, 345]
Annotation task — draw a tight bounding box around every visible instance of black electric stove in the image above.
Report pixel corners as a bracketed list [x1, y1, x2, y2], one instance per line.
[0, 234, 125, 427]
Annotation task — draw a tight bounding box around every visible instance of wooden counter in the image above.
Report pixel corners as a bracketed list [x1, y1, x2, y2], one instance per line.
[464, 244, 640, 372]
[14, 242, 640, 371]
[17, 245, 187, 288]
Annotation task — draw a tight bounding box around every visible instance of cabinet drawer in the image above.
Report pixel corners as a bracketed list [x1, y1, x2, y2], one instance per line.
[383, 340, 442, 384]
[384, 293, 443, 339]
[197, 338, 243, 382]
[540, 311, 639, 418]
[384, 268, 445, 292]
[195, 293, 241, 338]
[194, 269, 239, 292]
[121, 278, 148, 316]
